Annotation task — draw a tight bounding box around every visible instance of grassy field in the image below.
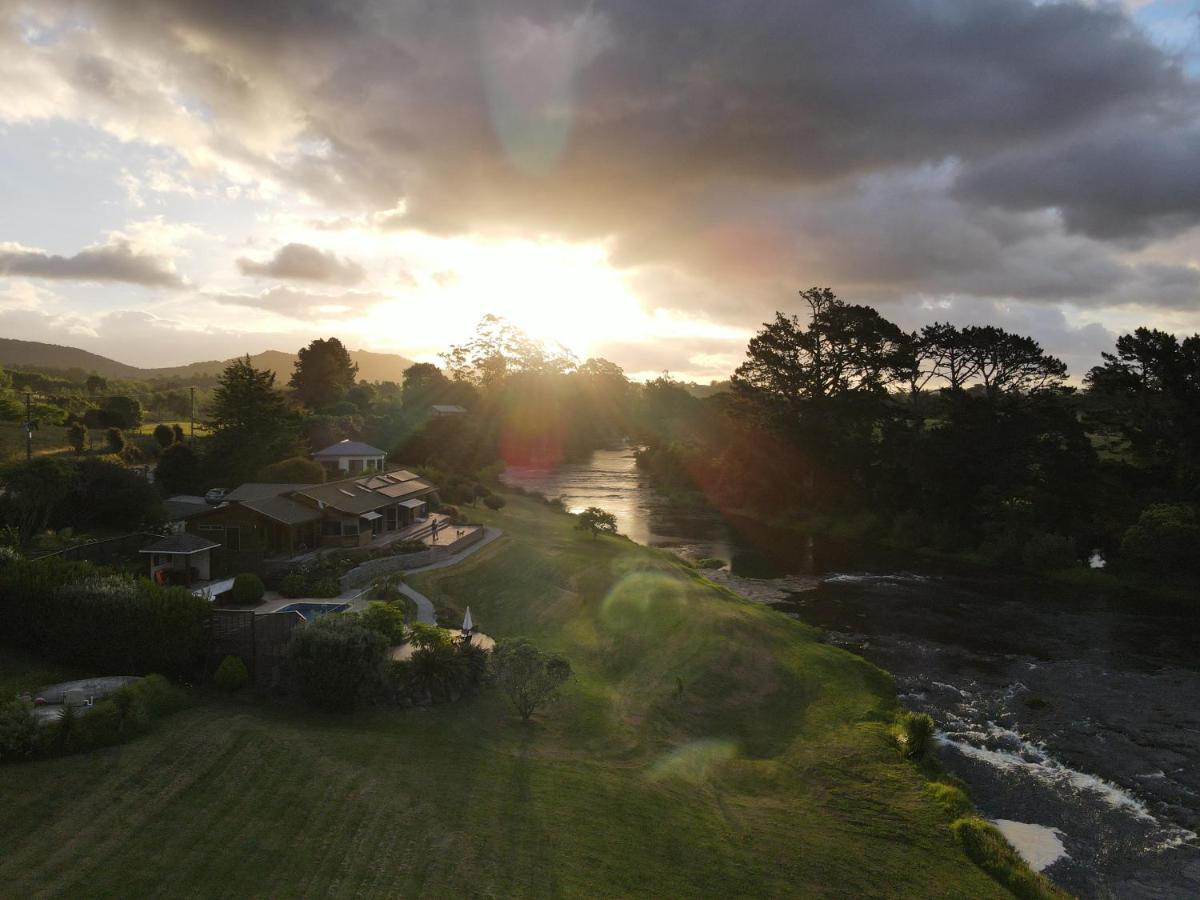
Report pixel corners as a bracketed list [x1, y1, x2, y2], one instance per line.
[0, 496, 1010, 898]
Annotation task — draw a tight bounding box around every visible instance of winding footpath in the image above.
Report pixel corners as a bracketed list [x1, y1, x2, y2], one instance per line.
[348, 526, 504, 624]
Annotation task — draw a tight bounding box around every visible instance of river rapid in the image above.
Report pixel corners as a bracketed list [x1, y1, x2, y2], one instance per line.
[503, 447, 1200, 898]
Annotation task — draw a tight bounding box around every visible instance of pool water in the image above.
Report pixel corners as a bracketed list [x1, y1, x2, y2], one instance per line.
[277, 602, 350, 620]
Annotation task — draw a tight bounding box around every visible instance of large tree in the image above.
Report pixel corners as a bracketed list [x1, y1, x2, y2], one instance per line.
[960, 326, 1067, 395]
[289, 337, 359, 409]
[207, 357, 303, 485]
[441, 315, 575, 387]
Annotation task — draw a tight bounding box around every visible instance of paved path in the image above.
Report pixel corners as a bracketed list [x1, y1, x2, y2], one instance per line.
[346, 527, 503, 624]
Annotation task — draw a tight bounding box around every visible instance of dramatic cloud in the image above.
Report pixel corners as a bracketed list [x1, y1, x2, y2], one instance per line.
[0, 239, 183, 287]
[237, 243, 366, 285]
[1, 0, 1199, 376]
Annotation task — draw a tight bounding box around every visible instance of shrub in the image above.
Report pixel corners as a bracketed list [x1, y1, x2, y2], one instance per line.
[576, 506, 618, 538]
[951, 817, 1068, 899]
[310, 577, 340, 598]
[0, 698, 41, 762]
[0, 546, 19, 569]
[126, 674, 190, 718]
[257, 456, 326, 484]
[287, 616, 388, 711]
[394, 540, 427, 554]
[280, 571, 307, 598]
[491, 638, 572, 721]
[229, 573, 266, 606]
[0, 560, 212, 680]
[895, 710, 936, 759]
[105, 427, 126, 455]
[696, 557, 725, 570]
[68, 422, 88, 454]
[483, 494, 506, 511]
[409, 621, 451, 650]
[214, 655, 250, 692]
[1120, 503, 1200, 576]
[152, 423, 175, 448]
[372, 574, 403, 602]
[357, 601, 407, 644]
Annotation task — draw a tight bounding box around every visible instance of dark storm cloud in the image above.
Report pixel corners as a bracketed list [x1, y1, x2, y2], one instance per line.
[237, 243, 366, 285]
[0, 240, 183, 287]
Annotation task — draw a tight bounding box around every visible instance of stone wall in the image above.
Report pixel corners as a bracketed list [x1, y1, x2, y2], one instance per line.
[338, 527, 484, 591]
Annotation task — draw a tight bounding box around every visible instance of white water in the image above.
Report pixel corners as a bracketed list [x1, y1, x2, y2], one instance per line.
[991, 820, 1068, 872]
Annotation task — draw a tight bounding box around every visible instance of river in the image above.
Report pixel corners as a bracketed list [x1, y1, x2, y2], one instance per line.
[503, 447, 1200, 898]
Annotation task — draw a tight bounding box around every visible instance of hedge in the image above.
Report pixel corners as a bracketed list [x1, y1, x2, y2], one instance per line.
[0, 558, 213, 680]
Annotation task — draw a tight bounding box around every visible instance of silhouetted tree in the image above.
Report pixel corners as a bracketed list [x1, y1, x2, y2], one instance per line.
[207, 357, 303, 485]
[289, 337, 358, 409]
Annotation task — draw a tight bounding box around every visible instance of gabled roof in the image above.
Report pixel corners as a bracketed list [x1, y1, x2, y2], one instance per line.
[140, 533, 218, 555]
[292, 470, 436, 515]
[225, 482, 315, 502]
[312, 439, 387, 458]
[241, 495, 321, 525]
[164, 496, 209, 521]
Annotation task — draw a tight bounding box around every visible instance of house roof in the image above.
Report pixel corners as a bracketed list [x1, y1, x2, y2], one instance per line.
[312, 440, 387, 458]
[225, 482, 315, 502]
[431, 404, 466, 413]
[140, 533, 218, 555]
[241, 495, 321, 526]
[163, 495, 209, 521]
[292, 470, 436, 515]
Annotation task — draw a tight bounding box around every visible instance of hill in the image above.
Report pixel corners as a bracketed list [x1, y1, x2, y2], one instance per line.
[0, 338, 416, 384]
[0, 496, 1039, 897]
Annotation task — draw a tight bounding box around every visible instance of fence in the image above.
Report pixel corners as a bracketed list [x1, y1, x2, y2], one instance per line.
[209, 609, 303, 689]
[338, 526, 486, 591]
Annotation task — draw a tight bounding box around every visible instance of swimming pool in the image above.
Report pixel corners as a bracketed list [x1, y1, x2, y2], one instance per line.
[277, 602, 350, 620]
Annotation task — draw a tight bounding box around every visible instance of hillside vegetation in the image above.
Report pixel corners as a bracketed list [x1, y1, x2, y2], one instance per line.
[0, 496, 1010, 897]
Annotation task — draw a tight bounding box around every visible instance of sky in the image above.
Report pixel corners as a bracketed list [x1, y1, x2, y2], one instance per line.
[0, 1, 1199, 382]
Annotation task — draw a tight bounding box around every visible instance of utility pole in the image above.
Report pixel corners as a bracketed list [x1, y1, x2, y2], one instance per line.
[189, 386, 195, 445]
[24, 391, 32, 462]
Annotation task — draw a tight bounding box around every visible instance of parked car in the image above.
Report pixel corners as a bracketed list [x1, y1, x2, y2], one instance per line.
[204, 488, 228, 505]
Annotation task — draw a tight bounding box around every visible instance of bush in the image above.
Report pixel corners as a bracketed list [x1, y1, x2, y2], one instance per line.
[0, 560, 213, 680]
[895, 710, 936, 759]
[287, 616, 388, 712]
[229, 573, 266, 606]
[409, 621, 451, 650]
[280, 571, 307, 598]
[0, 698, 41, 762]
[926, 781, 973, 819]
[696, 557, 725, 569]
[1120, 503, 1200, 576]
[357, 601, 407, 644]
[152, 423, 175, 448]
[257, 456, 326, 484]
[68, 422, 88, 454]
[214, 655, 250, 692]
[105, 427, 126, 455]
[483, 494, 506, 511]
[310, 577, 340, 598]
[951, 817, 1068, 899]
[0, 546, 19, 569]
[576, 506, 618, 538]
[126, 674, 190, 718]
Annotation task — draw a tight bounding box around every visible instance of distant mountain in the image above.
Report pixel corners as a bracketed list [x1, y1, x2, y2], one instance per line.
[0, 338, 417, 384]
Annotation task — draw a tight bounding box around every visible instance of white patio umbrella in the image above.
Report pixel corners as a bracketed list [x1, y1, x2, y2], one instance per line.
[462, 606, 473, 633]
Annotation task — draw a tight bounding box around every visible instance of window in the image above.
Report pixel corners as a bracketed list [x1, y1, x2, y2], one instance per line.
[322, 520, 341, 536]
[225, 526, 241, 551]
[342, 522, 359, 536]
[349, 458, 363, 474]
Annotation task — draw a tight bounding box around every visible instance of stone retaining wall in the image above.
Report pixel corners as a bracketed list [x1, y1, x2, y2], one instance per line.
[338, 527, 484, 591]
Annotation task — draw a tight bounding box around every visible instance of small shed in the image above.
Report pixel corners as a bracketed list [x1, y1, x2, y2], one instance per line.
[140, 532, 218, 585]
[312, 439, 388, 475]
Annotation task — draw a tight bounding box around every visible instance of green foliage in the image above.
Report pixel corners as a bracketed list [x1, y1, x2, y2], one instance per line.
[1120, 503, 1200, 576]
[951, 817, 1068, 899]
[257, 456, 325, 484]
[206, 356, 304, 486]
[0, 559, 213, 679]
[894, 710, 935, 759]
[67, 422, 87, 454]
[483, 494, 506, 511]
[0, 697, 40, 762]
[0, 456, 75, 543]
[287, 616, 388, 712]
[575, 506, 618, 538]
[280, 571, 307, 598]
[696, 557, 725, 569]
[55, 458, 164, 532]
[229, 573, 266, 606]
[152, 423, 175, 448]
[155, 441, 202, 495]
[408, 621, 451, 650]
[289, 337, 359, 409]
[490, 637, 572, 721]
[214, 655, 250, 692]
[393, 638, 488, 704]
[925, 781, 973, 819]
[0, 545, 19, 568]
[357, 601, 407, 644]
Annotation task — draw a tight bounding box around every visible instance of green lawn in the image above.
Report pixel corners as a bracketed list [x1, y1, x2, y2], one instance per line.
[0, 496, 1009, 898]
